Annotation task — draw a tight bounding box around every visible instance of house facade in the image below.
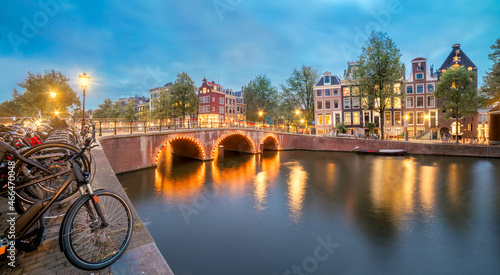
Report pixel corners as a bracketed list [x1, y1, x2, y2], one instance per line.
[436, 44, 478, 139]
[404, 57, 439, 139]
[198, 78, 226, 126]
[313, 71, 342, 135]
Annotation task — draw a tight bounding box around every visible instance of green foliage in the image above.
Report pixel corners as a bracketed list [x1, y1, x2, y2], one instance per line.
[120, 100, 136, 120]
[243, 74, 278, 122]
[168, 72, 199, 118]
[481, 38, 500, 105]
[435, 66, 485, 143]
[281, 66, 319, 123]
[354, 32, 404, 140]
[366, 122, 376, 134]
[336, 122, 347, 133]
[92, 99, 114, 118]
[12, 70, 81, 117]
[0, 100, 23, 117]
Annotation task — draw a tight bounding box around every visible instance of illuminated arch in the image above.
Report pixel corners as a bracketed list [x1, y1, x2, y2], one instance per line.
[155, 135, 206, 165]
[211, 131, 256, 159]
[259, 133, 280, 151]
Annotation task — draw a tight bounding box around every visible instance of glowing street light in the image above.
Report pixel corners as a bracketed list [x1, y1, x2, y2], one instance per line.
[50, 91, 57, 99]
[55, 111, 60, 116]
[79, 72, 90, 131]
[295, 109, 300, 115]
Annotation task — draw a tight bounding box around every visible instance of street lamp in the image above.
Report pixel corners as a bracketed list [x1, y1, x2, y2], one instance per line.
[79, 72, 90, 131]
[258, 111, 264, 127]
[50, 91, 57, 99]
[55, 111, 60, 116]
[295, 109, 300, 115]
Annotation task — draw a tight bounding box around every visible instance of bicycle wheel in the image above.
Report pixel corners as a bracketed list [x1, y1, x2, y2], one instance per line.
[14, 142, 91, 212]
[60, 190, 133, 270]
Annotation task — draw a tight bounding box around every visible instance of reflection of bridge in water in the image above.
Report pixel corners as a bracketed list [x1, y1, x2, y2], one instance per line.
[98, 127, 500, 174]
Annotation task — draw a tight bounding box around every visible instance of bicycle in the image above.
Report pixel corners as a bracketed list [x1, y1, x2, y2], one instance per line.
[0, 138, 133, 270]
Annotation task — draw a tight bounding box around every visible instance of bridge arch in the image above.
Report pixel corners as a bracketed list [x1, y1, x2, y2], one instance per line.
[259, 134, 280, 151]
[155, 135, 206, 164]
[211, 131, 256, 158]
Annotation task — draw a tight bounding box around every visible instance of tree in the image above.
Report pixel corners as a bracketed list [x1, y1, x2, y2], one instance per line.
[120, 100, 136, 120]
[168, 72, 199, 119]
[13, 70, 81, 117]
[243, 74, 278, 122]
[281, 66, 319, 124]
[92, 99, 114, 118]
[336, 122, 347, 134]
[481, 38, 500, 105]
[0, 100, 23, 117]
[354, 32, 404, 140]
[435, 66, 485, 144]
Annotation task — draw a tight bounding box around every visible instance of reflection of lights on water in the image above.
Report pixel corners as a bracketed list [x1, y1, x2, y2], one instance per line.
[253, 171, 268, 211]
[420, 165, 437, 212]
[448, 163, 460, 206]
[211, 156, 257, 195]
[285, 161, 308, 223]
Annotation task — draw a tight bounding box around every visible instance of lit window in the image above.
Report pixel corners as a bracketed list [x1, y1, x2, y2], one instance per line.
[318, 114, 323, 125]
[416, 111, 424, 125]
[417, 96, 424, 107]
[416, 73, 423, 79]
[326, 114, 331, 125]
[385, 111, 391, 125]
[393, 98, 401, 109]
[344, 112, 351, 125]
[407, 112, 414, 125]
[353, 112, 360, 125]
[343, 87, 350, 96]
[352, 87, 359, 96]
[394, 112, 401, 125]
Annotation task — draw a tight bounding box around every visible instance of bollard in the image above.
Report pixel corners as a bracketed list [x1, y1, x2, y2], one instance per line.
[159, 120, 162, 132]
[99, 121, 102, 136]
[144, 121, 147, 133]
[130, 120, 133, 134]
[114, 120, 117, 135]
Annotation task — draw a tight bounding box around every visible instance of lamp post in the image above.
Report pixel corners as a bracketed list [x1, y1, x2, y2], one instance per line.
[79, 73, 90, 131]
[259, 111, 264, 128]
[404, 114, 409, 141]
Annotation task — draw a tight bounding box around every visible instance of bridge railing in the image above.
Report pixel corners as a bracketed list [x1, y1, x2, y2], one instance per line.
[88, 118, 314, 136]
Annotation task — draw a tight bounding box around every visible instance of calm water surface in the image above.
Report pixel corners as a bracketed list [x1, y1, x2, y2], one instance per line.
[118, 151, 500, 275]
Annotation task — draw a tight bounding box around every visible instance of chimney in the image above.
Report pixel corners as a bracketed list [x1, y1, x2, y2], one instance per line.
[402, 63, 406, 79]
[430, 65, 434, 77]
[452, 43, 461, 49]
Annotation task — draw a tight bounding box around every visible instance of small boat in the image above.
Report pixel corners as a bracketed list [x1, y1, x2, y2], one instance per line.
[354, 148, 407, 156]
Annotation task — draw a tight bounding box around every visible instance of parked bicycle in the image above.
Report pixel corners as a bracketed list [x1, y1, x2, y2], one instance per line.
[0, 138, 133, 270]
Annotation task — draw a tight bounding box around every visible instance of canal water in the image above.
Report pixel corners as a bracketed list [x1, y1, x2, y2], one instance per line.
[118, 151, 500, 275]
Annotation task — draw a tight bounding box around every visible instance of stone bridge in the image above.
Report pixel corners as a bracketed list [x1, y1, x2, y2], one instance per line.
[98, 128, 500, 174]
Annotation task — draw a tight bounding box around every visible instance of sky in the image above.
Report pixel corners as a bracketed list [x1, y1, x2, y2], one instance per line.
[1, 0, 499, 109]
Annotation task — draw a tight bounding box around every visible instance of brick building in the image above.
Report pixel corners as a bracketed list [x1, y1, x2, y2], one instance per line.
[198, 78, 226, 126]
[314, 71, 342, 135]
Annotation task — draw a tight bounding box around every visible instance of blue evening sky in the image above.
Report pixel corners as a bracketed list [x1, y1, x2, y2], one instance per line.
[1, 0, 499, 109]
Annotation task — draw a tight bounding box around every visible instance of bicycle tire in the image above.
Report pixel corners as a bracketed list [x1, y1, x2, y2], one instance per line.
[60, 190, 133, 270]
[13, 142, 91, 212]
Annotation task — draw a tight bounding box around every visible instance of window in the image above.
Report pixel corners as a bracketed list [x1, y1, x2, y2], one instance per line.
[203, 88, 207, 93]
[417, 96, 424, 107]
[324, 76, 330, 84]
[325, 99, 331, 109]
[416, 111, 424, 125]
[199, 106, 203, 113]
[406, 97, 414, 108]
[324, 89, 331, 97]
[416, 85, 424, 93]
[417, 65, 424, 71]
[394, 112, 401, 125]
[212, 97, 215, 102]
[406, 85, 413, 94]
[353, 112, 360, 125]
[427, 84, 434, 93]
[385, 111, 391, 125]
[393, 98, 401, 109]
[427, 96, 435, 107]
[318, 129, 324, 134]
[333, 99, 339, 109]
[317, 100, 323, 110]
[352, 87, 359, 96]
[333, 89, 339, 96]
[212, 107, 215, 112]
[316, 90, 322, 97]
[220, 98, 223, 104]
[335, 113, 341, 124]
[407, 112, 414, 125]
[343, 87, 350, 96]
[317, 114, 323, 125]
[416, 73, 423, 79]
[344, 112, 351, 125]
[352, 97, 360, 108]
[325, 114, 331, 125]
[343, 98, 351, 109]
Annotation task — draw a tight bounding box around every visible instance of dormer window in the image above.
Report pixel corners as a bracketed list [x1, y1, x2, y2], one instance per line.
[324, 75, 330, 84]
[416, 73, 423, 80]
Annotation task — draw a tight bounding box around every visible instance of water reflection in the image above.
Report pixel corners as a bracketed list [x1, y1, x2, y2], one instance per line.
[252, 152, 281, 211]
[211, 155, 256, 196]
[285, 161, 308, 223]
